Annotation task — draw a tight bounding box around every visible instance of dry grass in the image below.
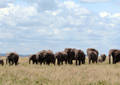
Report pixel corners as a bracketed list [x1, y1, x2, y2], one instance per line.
[0, 57, 120, 85]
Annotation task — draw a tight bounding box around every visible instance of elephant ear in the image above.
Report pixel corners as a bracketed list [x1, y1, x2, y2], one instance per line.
[29, 54, 33, 58]
[86, 48, 91, 55]
[108, 49, 118, 56]
[6, 53, 10, 58]
[6, 52, 17, 57]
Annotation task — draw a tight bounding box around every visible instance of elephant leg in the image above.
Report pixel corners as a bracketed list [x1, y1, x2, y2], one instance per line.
[9, 60, 11, 65]
[53, 61, 55, 66]
[40, 61, 42, 65]
[8, 60, 11, 65]
[9, 60, 13, 65]
[113, 61, 115, 64]
[69, 59, 72, 64]
[15, 61, 18, 65]
[61, 61, 63, 65]
[94, 60, 95, 63]
[36, 61, 38, 64]
[12, 61, 14, 65]
[69, 59, 71, 64]
[15, 62, 17, 65]
[69, 60, 71, 64]
[82, 59, 85, 64]
[29, 59, 31, 64]
[68, 60, 70, 64]
[79, 60, 81, 65]
[71, 59, 73, 64]
[113, 57, 116, 64]
[43, 60, 45, 64]
[92, 59, 94, 63]
[46, 60, 50, 65]
[48, 62, 50, 65]
[70, 60, 72, 64]
[57, 59, 60, 65]
[114, 58, 116, 64]
[81, 59, 83, 64]
[46, 61, 48, 65]
[9, 61, 11, 65]
[65, 59, 67, 64]
[44, 61, 46, 65]
[2, 62, 4, 66]
[41, 60, 44, 65]
[96, 59, 98, 63]
[45, 61, 47, 65]
[76, 59, 78, 65]
[33, 61, 35, 64]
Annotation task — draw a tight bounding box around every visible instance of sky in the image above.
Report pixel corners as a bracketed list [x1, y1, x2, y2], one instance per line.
[0, 0, 120, 55]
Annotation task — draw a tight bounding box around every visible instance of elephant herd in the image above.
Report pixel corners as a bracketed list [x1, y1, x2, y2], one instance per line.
[29, 50, 55, 65]
[29, 48, 86, 66]
[0, 48, 120, 66]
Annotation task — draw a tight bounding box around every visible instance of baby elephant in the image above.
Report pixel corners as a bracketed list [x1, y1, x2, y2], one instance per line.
[0, 60, 4, 66]
[99, 54, 106, 63]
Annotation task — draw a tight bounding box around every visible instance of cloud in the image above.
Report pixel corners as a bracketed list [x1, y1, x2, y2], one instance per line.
[23, 0, 57, 12]
[0, 0, 120, 54]
[111, 13, 120, 18]
[79, 0, 110, 3]
[0, 0, 13, 8]
[0, 32, 14, 39]
[99, 11, 120, 19]
[99, 11, 110, 18]
[60, 1, 90, 15]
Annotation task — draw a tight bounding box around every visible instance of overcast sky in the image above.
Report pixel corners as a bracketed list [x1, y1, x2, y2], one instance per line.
[0, 0, 120, 55]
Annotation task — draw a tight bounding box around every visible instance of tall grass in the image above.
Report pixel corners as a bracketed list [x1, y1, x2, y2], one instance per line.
[0, 57, 120, 85]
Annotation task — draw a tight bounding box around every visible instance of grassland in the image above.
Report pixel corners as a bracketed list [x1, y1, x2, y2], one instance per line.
[0, 57, 120, 85]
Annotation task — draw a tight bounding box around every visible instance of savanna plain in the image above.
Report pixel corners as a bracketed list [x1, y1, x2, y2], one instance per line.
[0, 57, 120, 85]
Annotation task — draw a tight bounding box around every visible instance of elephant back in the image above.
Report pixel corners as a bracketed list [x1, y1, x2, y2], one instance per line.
[37, 50, 46, 59]
[87, 48, 99, 56]
[108, 49, 118, 57]
[6, 52, 19, 59]
[55, 51, 67, 59]
[112, 50, 120, 57]
[77, 49, 85, 57]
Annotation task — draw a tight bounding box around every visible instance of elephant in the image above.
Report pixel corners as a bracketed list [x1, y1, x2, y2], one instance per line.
[98, 54, 106, 63]
[108, 49, 120, 64]
[87, 48, 99, 64]
[74, 49, 86, 65]
[64, 48, 75, 64]
[37, 50, 47, 65]
[0, 60, 4, 66]
[36, 50, 56, 65]
[55, 51, 67, 65]
[6, 52, 19, 65]
[43, 50, 56, 65]
[29, 54, 38, 64]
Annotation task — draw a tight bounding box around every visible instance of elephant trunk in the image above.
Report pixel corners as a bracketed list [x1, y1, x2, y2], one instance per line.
[29, 59, 31, 64]
[6, 58, 8, 64]
[109, 54, 111, 64]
